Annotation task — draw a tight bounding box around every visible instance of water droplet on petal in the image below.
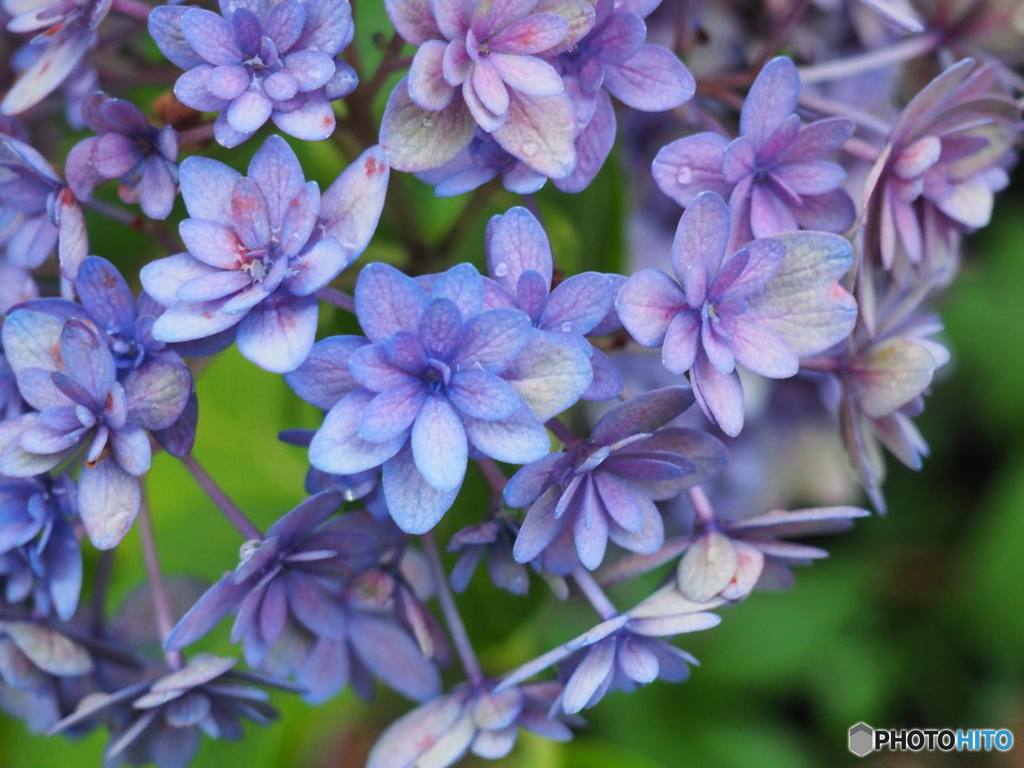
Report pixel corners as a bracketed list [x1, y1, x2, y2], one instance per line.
[677, 166, 694, 184]
[561, 322, 573, 332]
[239, 539, 261, 562]
[343, 489, 356, 502]
[523, 142, 538, 156]
[494, 261, 510, 277]
[422, 117, 434, 127]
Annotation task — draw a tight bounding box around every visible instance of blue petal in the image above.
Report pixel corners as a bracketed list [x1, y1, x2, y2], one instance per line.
[382, 442, 460, 533]
[310, 389, 407, 475]
[354, 262, 428, 343]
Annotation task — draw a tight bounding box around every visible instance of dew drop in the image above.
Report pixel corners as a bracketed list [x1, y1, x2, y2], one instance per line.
[421, 116, 434, 127]
[494, 261, 510, 277]
[239, 539, 261, 562]
[343, 489, 356, 501]
[677, 165, 694, 184]
[522, 141, 539, 156]
[560, 322, 573, 332]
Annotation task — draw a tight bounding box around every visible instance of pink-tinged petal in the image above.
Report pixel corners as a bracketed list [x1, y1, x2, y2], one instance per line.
[354, 262, 429, 342]
[462, 77, 507, 131]
[701, 321, 734, 374]
[78, 461, 140, 550]
[489, 53, 563, 97]
[230, 177, 271, 250]
[532, 0, 595, 53]
[409, 40, 455, 111]
[676, 531, 736, 601]
[729, 316, 798, 378]
[140, 253, 220, 307]
[248, 133, 304, 230]
[602, 44, 695, 112]
[470, 0, 538, 36]
[651, 133, 731, 207]
[776, 118, 855, 165]
[383, 443, 461, 533]
[691, 352, 744, 436]
[443, 39, 471, 85]
[180, 8, 243, 65]
[432, 0, 474, 39]
[1, 30, 91, 116]
[379, 78, 476, 173]
[720, 136, 756, 184]
[615, 0, 661, 17]
[177, 270, 251, 302]
[488, 13, 569, 55]
[889, 58, 976, 147]
[175, 65, 231, 113]
[385, 0, 442, 45]
[894, 135, 942, 180]
[227, 89, 274, 134]
[310, 389, 407, 475]
[277, 181, 320, 258]
[319, 144, 389, 265]
[714, 237, 786, 302]
[271, 92, 336, 141]
[472, 59, 511, 116]
[65, 137, 102, 200]
[236, 291, 319, 372]
[554, 88, 615, 193]
[591, 11, 645, 63]
[412, 395, 467, 491]
[208, 64, 249, 101]
[770, 160, 846, 196]
[615, 269, 687, 347]
[932, 177, 993, 229]
[493, 91, 576, 178]
[661, 309, 700, 374]
[849, 337, 935, 418]
[151, 298, 243, 342]
[359, 381, 427, 442]
[55, 190, 88, 282]
[672, 190, 730, 301]
[179, 156, 241, 227]
[179, 219, 246, 269]
[739, 56, 800, 150]
[749, 183, 797, 238]
[486, 205, 553, 294]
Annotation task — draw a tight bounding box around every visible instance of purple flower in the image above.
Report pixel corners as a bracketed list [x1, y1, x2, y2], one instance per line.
[0, 474, 81, 621]
[0, 0, 110, 116]
[499, 584, 721, 713]
[616, 192, 858, 436]
[288, 261, 590, 533]
[552, 0, 695, 192]
[448, 516, 529, 595]
[380, 0, 594, 176]
[0, 312, 191, 549]
[367, 681, 576, 768]
[865, 58, 1020, 270]
[653, 57, 855, 249]
[0, 135, 87, 282]
[484, 206, 622, 401]
[50, 653, 291, 767]
[65, 93, 179, 221]
[165, 493, 441, 704]
[0, 260, 38, 317]
[677, 506, 870, 601]
[505, 387, 728, 573]
[141, 135, 390, 373]
[416, 130, 547, 197]
[148, 0, 357, 147]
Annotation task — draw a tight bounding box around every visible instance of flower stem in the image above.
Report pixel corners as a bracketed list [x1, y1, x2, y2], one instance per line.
[687, 485, 716, 525]
[753, 0, 811, 70]
[797, 31, 942, 85]
[83, 198, 138, 227]
[137, 497, 182, 669]
[111, 0, 151, 21]
[477, 458, 508, 499]
[595, 536, 693, 586]
[798, 92, 892, 136]
[361, 33, 411, 105]
[180, 455, 263, 540]
[545, 417, 577, 447]
[315, 286, 357, 313]
[91, 550, 114, 637]
[572, 566, 618, 620]
[179, 122, 215, 148]
[422, 531, 484, 685]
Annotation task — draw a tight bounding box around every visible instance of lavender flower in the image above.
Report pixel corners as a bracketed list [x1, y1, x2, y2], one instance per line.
[141, 135, 389, 373]
[148, 0, 358, 147]
[416, 131, 547, 197]
[0, 474, 81, 621]
[65, 93, 179, 220]
[484, 206, 622, 401]
[0, 312, 191, 549]
[165, 493, 442, 704]
[448, 516, 529, 595]
[505, 387, 728, 572]
[616, 192, 858, 436]
[380, 0, 594, 176]
[653, 57, 855, 249]
[288, 261, 591, 533]
[0, 0, 110, 116]
[367, 681, 576, 768]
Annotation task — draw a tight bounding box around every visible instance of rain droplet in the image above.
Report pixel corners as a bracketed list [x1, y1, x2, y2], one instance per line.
[560, 322, 573, 332]
[522, 141, 539, 156]
[494, 262, 510, 277]
[421, 117, 434, 127]
[677, 166, 694, 184]
[343, 489, 356, 502]
[239, 539, 261, 562]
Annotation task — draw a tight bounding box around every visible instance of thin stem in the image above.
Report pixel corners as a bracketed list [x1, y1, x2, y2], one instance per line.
[545, 417, 577, 447]
[137, 498, 182, 669]
[111, 0, 151, 21]
[595, 536, 693, 586]
[83, 198, 138, 227]
[797, 31, 942, 85]
[315, 286, 357, 313]
[180, 455, 263, 540]
[179, 122, 215, 148]
[422, 532, 484, 685]
[799, 354, 843, 373]
[571, 566, 618, 620]
[842, 136, 885, 163]
[687, 485, 716, 525]
[522, 194, 545, 227]
[362, 34, 410, 104]
[798, 92, 892, 136]
[91, 550, 114, 637]
[753, 0, 811, 70]
[477, 457, 508, 499]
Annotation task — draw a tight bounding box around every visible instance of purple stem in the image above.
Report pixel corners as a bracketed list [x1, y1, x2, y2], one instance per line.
[111, 0, 151, 21]
[687, 486, 717, 526]
[545, 417, 577, 447]
[477, 457, 508, 499]
[315, 286, 357, 313]
[422, 531, 484, 685]
[83, 198, 138, 227]
[595, 536, 694, 586]
[137, 498, 182, 669]
[180, 455, 263, 540]
[798, 92, 892, 136]
[797, 31, 942, 85]
[91, 549, 113, 636]
[572, 566, 618, 620]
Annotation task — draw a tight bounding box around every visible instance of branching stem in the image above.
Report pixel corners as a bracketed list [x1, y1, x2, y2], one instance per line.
[180, 455, 263, 540]
[137, 496, 182, 669]
[572, 566, 618, 620]
[422, 532, 484, 685]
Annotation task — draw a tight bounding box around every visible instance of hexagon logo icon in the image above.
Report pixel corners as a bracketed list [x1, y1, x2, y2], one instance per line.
[849, 723, 875, 757]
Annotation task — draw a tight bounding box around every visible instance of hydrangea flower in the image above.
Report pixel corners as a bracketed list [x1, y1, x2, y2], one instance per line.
[552, 0, 695, 192]
[65, 93, 179, 220]
[141, 135, 389, 373]
[505, 387, 728, 572]
[165, 493, 442, 704]
[287, 261, 593, 533]
[863, 58, 1021, 270]
[484, 206, 622, 401]
[0, 313, 191, 549]
[653, 57, 855, 250]
[0, 474, 81, 621]
[368, 681, 577, 768]
[0, 135, 87, 282]
[416, 131, 547, 197]
[448, 516, 529, 595]
[616, 192, 858, 436]
[148, 0, 358, 147]
[677, 506, 870, 602]
[499, 584, 721, 713]
[50, 653, 292, 767]
[380, 0, 594, 177]
[0, 0, 110, 116]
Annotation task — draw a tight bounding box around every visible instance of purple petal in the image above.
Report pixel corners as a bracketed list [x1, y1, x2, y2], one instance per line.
[384, 0, 441, 45]
[359, 381, 427, 442]
[350, 343, 417, 391]
[236, 291, 319, 373]
[310, 389, 407, 475]
[284, 51, 336, 91]
[141, 254, 220, 307]
[75, 256, 135, 336]
[230, 178, 271, 250]
[430, 262, 484, 319]
[149, 6, 209, 70]
[615, 268, 687, 347]
[60, 320, 115, 406]
[493, 91, 576, 178]
[561, 637, 615, 713]
[592, 385, 695, 444]
[151, 299, 243, 343]
[90, 133, 137, 178]
[265, 0, 306, 52]
[771, 160, 846, 196]
[285, 335, 368, 409]
[349, 613, 442, 701]
[662, 309, 700, 374]
[739, 56, 800, 150]
[180, 156, 241, 227]
[553, 88, 616, 194]
[776, 118, 855, 165]
[412, 395, 467, 490]
[462, 403, 549, 463]
[490, 13, 568, 54]
[78, 460, 141, 550]
[247, 134, 304, 230]
[319, 144, 390, 265]
[278, 181, 320, 259]
[271, 92, 336, 141]
[175, 65, 230, 112]
[582, 347, 623, 401]
[512, 484, 563, 561]
[452, 308, 534, 371]
[671, 191, 731, 303]
[749, 183, 797, 238]
[123, 361, 192, 431]
[486, 206, 552, 295]
[409, 40, 454, 111]
[501, 332, 592, 420]
[355, 262, 428, 342]
[448, 369, 522, 420]
[490, 53, 563, 97]
[540, 272, 613, 335]
[382, 442, 460, 533]
[603, 44, 695, 111]
[691, 351, 744, 436]
[713, 237, 786, 302]
[180, 9, 243, 65]
[110, 423, 153, 476]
